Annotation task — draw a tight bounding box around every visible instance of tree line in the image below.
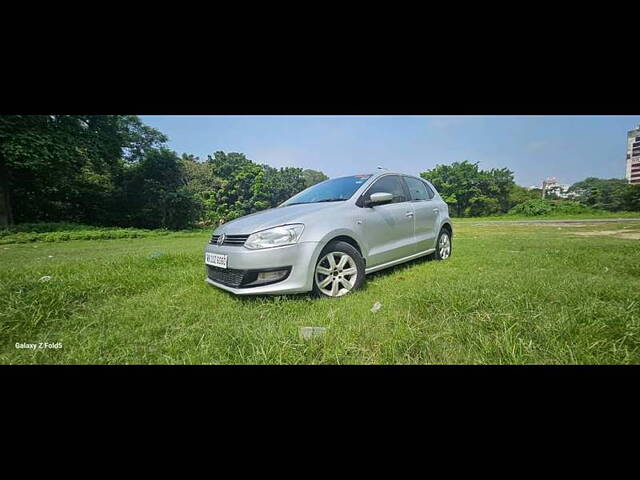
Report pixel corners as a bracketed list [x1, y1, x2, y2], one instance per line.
[2, 116, 639, 229]
[0, 115, 327, 229]
[420, 161, 640, 217]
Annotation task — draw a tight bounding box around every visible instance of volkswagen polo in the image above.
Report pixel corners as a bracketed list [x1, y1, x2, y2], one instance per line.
[205, 171, 452, 297]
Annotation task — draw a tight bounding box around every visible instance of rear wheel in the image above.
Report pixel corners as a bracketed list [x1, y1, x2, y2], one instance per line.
[434, 228, 452, 260]
[312, 241, 365, 298]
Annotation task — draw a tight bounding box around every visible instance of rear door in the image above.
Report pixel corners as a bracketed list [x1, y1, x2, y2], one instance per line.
[358, 175, 416, 267]
[403, 176, 438, 252]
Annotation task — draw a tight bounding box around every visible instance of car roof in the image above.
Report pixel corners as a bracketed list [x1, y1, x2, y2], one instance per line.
[334, 171, 423, 180]
[368, 171, 426, 181]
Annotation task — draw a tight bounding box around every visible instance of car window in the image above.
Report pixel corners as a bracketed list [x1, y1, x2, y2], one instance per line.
[405, 177, 430, 201]
[365, 175, 407, 203]
[423, 181, 435, 199]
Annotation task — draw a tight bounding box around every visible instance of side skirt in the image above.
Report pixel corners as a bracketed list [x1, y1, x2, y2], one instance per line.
[364, 248, 436, 275]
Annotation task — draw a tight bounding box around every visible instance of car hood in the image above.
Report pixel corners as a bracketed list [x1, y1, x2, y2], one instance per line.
[215, 202, 345, 235]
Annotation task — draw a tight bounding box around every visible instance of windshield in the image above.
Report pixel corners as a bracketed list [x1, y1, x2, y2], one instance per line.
[282, 175, 372, 206]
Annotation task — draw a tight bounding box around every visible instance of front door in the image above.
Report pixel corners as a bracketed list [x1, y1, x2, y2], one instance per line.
[359, 175, 416, 268]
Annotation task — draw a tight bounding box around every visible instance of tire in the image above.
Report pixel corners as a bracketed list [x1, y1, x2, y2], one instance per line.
[434, 228, 452, 260]
[312, 241, 365, 298]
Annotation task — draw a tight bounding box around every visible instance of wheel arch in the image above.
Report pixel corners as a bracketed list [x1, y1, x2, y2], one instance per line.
[440, 221, 453, 238]
[329, 234, 363, 253]
[317, 231, 366, 266]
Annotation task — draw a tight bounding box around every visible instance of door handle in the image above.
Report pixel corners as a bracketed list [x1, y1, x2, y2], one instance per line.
[406, 211, 414, 217]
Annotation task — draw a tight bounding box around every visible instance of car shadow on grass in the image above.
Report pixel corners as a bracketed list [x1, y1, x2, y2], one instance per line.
[361, 253, 436, 290]
[205, 281, 314, 304]
[210, 252, 438, 302]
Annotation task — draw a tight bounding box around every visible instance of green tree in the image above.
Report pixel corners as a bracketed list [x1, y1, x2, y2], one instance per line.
[263, 165, 307, 206]
[0, 115, 167, 227]
[420, 161, 516, 217]
[191, 152, 315, 224]
[482, 167, 515, 213]
[118, 148, 200, 229]
[179, 154, 219, 223]
[508, 184, 541, 209]
[204, 151, 269, 223]
[117, 115, 168, 163]
[421, 161, 479, 216]
[569, 177, 632, 211]
[302, 169, 328, 189]
[0, 115, 330, 230]
[622, 184, 640, 211]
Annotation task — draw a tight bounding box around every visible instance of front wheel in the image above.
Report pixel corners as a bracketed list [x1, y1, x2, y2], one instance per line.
[312, 241, 365, 298]
[434, 229, 452, 260]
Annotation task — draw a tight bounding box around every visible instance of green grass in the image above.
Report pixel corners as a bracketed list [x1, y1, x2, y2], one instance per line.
[1, 220, 639, 364]
[455, 211, 640, 221]
[0, 223, 208, 244]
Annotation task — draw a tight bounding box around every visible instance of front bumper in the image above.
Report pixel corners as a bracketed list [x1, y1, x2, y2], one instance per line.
[204, 241, 322, 295]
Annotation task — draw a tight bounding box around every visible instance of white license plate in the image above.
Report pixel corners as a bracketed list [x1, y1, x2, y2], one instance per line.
[206, 252, 228, 269]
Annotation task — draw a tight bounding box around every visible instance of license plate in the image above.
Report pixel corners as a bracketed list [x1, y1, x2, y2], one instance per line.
[206, 252, 228, 269]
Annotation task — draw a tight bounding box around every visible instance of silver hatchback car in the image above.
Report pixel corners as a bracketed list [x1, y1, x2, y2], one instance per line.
[205, 171, 452, 297]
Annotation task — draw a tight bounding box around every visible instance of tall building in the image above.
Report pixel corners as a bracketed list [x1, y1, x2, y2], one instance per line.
[626, 124, 640, 184]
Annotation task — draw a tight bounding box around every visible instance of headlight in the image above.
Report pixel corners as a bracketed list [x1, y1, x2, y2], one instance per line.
[244, 224, 305, 250]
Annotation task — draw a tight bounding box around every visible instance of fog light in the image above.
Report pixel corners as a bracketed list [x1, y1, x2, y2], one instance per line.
[243, 268, 290, 287]
[256, 270, 288, 283]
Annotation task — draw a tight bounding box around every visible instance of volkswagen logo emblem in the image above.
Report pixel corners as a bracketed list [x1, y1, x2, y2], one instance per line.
[217, 233, 226, 246]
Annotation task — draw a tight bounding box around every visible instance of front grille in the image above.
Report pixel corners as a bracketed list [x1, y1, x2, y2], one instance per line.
[207, 266, 248, 288]
[210, 234, 250, 246]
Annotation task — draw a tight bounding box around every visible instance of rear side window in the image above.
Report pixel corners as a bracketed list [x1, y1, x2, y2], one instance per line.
[405, 177, 430, 201]
[364, 175, 408, 203]
[423, 181, 435, 199]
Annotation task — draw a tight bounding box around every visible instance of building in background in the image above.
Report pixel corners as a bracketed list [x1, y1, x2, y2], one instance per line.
[542, 177, 557, 198]
[626, 124, 640, 184]
[541, 177, 576, 199]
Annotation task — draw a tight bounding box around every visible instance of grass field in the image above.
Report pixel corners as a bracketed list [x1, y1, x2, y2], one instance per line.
[455, 211, 640, 222]
[1, 219, 639, 364]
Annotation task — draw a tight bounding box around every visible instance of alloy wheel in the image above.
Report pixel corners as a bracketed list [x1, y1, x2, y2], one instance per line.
[315, 251, 358, 297]
[439, 232, 451, 259]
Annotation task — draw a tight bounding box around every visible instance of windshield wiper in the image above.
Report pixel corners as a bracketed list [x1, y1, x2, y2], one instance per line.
[285, 198, 346, 207]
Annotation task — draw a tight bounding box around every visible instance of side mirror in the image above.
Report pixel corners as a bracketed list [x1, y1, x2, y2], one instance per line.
[366, 192, 393, 207]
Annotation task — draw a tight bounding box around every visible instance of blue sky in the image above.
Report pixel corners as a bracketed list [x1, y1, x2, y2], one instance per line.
[139, 115, 640, 187]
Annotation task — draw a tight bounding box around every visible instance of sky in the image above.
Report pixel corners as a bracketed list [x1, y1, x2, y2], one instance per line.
[139, 115, 640, 187]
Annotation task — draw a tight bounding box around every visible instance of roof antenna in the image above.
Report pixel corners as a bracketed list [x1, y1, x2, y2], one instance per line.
[377, 165, 388, 170]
